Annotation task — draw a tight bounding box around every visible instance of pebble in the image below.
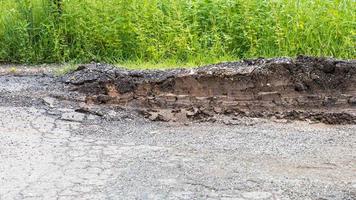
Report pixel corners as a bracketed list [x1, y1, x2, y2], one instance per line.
[348, 97, 356, 105]
[242, 191, 272, 199]
[61, 112, 85, 122]
[42, 97, 56, 108]
[352, 181, 356, 189]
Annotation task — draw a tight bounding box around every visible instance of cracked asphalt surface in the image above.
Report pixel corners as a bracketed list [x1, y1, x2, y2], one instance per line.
[0, 69, 355, 200]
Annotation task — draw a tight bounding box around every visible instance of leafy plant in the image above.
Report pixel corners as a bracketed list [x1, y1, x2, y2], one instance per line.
[0, 0, 354, 67]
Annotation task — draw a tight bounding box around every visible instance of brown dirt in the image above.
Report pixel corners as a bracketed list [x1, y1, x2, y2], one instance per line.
[61, 56, 356, 124]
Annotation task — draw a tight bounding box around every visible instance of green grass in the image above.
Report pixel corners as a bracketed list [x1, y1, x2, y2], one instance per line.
[0, 0, 355, 67]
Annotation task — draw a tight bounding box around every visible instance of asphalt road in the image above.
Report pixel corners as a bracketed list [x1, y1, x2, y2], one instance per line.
[0, 70, 355, 200]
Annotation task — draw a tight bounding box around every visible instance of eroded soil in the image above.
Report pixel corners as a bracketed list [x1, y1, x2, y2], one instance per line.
[62, 56, 356, 124]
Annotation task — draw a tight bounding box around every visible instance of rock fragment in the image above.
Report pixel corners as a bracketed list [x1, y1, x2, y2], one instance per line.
[61, 111, 85, 122]
[348, 97, 356, 106]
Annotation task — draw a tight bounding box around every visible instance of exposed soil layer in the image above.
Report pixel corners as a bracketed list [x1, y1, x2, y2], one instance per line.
[62, 56, 356, 124]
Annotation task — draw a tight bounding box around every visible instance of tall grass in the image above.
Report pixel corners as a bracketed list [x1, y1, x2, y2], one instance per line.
[0, 0, 355, 65]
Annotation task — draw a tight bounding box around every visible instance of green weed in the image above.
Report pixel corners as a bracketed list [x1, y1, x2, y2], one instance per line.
[54, 63, 78, 75]
[0, 0, 355, 67]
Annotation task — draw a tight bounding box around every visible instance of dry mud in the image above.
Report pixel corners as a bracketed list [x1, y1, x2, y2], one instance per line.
[62, 56, 356, 124]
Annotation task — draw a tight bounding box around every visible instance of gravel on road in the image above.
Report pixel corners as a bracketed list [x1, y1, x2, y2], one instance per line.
[0, 68, 355, 200]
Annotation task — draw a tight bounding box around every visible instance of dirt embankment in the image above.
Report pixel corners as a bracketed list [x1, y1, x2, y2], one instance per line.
[62, 56, 356, 124]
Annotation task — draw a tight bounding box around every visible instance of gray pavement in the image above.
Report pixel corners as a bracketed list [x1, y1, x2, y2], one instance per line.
[0, 73, 355, 200]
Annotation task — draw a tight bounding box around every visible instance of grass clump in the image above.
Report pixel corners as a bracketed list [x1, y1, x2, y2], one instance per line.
[54, 63, 78, 75]
[0, 0, 355, 67]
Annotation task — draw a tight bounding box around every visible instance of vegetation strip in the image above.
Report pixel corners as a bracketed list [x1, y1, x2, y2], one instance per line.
[0, 0, 354, 65]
